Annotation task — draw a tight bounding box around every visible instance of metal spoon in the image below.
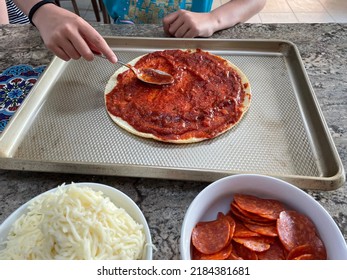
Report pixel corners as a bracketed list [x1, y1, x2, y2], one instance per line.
[96, 53, 174, 85]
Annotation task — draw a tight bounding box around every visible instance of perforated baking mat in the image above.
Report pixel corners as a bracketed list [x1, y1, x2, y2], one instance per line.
[0, 38, 344, 190]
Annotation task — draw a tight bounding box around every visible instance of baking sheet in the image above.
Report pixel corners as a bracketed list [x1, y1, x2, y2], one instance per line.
[0, 38, 344, 190]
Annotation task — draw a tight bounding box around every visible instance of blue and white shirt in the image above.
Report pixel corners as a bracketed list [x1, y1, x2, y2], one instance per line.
[103, 0, 213, 24]
[6, 0, 30, 24]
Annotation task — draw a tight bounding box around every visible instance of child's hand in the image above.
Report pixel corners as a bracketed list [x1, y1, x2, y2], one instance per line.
[163, 9, 217, 38]
[33, 4, 117, 63]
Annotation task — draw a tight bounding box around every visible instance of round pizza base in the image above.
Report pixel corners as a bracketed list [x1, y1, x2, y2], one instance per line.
[105, 50, 251, 144]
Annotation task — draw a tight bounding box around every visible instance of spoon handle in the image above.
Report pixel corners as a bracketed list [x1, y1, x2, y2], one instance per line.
[94, 53, 132, 70]
[116, 60, 128, 67]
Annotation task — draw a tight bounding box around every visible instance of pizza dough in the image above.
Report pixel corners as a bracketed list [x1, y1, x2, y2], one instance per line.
[104, 49, 251, 143]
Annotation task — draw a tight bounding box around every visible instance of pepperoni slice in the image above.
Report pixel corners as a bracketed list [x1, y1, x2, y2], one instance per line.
[286, 237, 327, 260]
[257, 239, 287, 260]
[277, 210, 317, 252]
[225, 214, 236, 238]
[227, 252, 244, 260]
[232, 241, 258, 260]
[243, 222, 278, 237]
[234, 194, 286, 220]
[191, 218, 230, 255]
[230, 204, 274, 226]
[233, 236, 272, 252]
[311, 235, 327, 260]
[219, 213, 236, 242]
[294, 254, 315, 260]
[231, 201, 274, 223]
[287, 244, 313, 260]
[233, 219, 261, 238]
[193, 242, 233, 260]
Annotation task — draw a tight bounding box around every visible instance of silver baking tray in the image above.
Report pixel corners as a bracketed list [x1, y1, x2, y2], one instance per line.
[0, 37, 345, 190]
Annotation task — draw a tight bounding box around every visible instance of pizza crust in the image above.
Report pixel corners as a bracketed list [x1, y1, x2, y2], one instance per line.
[104, 49, 251, 144]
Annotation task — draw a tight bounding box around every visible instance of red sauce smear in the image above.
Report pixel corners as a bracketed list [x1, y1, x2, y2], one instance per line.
[105, 49, 248, 141]
[138, 68, 174, 84]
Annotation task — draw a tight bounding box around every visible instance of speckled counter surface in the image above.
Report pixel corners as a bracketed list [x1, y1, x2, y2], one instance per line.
[0, 23, 346, 259]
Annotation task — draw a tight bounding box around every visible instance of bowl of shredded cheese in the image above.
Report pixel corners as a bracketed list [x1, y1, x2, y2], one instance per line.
[0, 182, 152, 260]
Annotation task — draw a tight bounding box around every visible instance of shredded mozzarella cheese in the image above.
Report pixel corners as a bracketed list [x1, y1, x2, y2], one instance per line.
[0, 184, 146, 260]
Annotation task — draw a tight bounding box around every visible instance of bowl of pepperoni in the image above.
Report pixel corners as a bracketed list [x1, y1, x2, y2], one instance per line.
[180, 174, 347, 260]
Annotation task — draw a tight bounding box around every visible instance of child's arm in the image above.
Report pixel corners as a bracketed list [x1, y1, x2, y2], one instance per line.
[163, 0, 266, 38]
[0, 0, 10, 24]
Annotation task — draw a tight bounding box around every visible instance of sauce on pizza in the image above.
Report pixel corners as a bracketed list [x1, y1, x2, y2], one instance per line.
[138, 68, 174, 85]
[105, 49, 251, 143]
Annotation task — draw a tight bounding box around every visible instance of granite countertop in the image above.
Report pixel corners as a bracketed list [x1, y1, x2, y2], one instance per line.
[0, 23, 346, 260]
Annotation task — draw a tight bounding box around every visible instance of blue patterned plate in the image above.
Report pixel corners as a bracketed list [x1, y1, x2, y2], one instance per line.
[0, 64, 46, 133]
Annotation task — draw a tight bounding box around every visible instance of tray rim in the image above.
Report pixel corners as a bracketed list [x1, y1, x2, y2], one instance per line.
[0, 157, 345, 191]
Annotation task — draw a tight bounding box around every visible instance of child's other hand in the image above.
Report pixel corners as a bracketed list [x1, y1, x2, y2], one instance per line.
[163, 9, 216, 38]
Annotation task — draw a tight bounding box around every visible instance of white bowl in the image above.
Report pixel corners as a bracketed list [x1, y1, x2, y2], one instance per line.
[180, 174, 347, 260]
[0, 182, 152, 260]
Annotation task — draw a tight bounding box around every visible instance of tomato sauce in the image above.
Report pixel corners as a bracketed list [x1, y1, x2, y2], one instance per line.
[138, 68, 174, 85]
[105, 49, 248, 141]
